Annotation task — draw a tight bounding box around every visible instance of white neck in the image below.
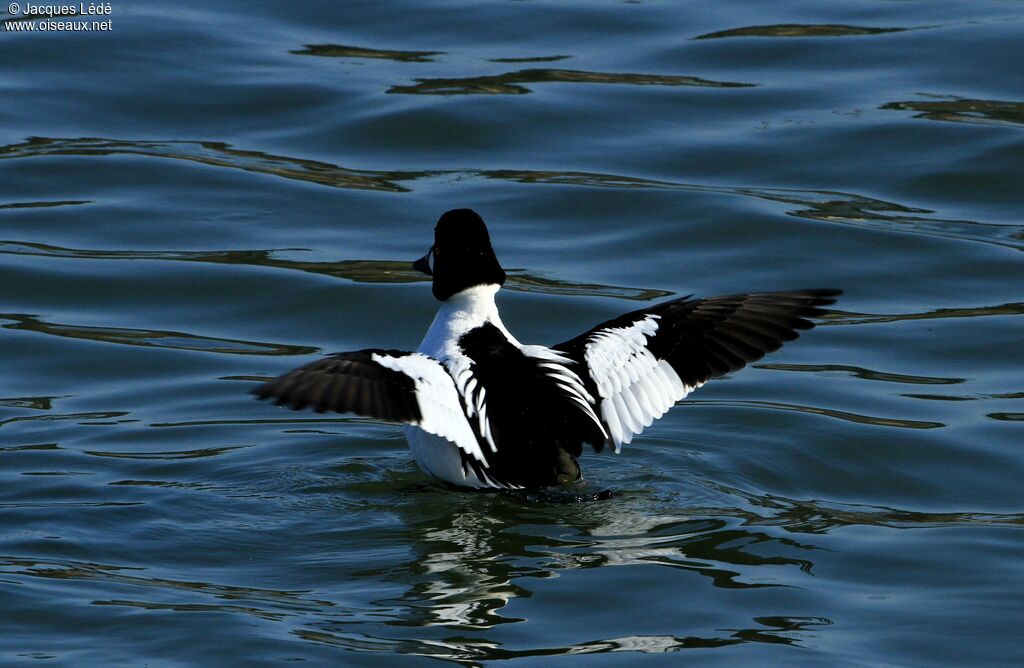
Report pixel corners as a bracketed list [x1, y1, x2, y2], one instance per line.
[418, 284, 517, 358]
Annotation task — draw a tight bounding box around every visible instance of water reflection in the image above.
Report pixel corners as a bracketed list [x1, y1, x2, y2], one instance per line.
[0, 501, 142, 509]
[0, 396, 60, 410]
[827, 301, 1024, 326]
[0, 200, 89, 209]
[1, 313, 316, 356]
[0, 490, 834, 663]
[0, 137, 427, 192]
[4, 137, 1019, 253]
[0, 443, 59, 452]
[8, 478, 1020, 663]
[295, 616, 832, 660]
[0, 411, 128, 429]
[291, 43, 442, 62]
[903, 393, 972, 402]
[387, 68, 754, 95]
[293, 491, 827, 661]
[695, 24, 907, 39]
[686, 398, 945, 429]
[93, 598, 289, 621]
[83, 445, 244, 460]
[0, 555, 335, 617]
[708, 484, 1024, 533]
[149, 412, 380, 429]
[0, 241, 671, 301]
[489, 55, 570, 63]
[741, 188, 1024, 252]
[882, 97, 1024, 129]
[756, 363, 965, 386]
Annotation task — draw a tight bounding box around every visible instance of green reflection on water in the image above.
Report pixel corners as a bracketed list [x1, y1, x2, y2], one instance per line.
[0, 241, 671, 301]
[695, 23, 908, 39]
[291, 43, 442, 63]
[387, 68, 755, 95]
[883, 97, 1024, 129]
[1, 313, 316, 356]
[4, 137, 1017, 253]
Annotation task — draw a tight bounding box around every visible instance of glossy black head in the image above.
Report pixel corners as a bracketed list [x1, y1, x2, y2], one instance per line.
[413, 209, 506, 301]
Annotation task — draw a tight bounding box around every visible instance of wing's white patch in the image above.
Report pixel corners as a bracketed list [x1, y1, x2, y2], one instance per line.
[370, 352, 487, 468]
[584, 315, 701, 452]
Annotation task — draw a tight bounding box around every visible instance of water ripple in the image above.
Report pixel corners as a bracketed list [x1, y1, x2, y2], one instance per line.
[290, 43, 442, 62]
[0, 241, 671, 301]
[988, 412, 1024, 422]
[687, 399, 945, 429]
[0, 200, 90, 209]
[743, 188, 1024, 252]
[295, 615, 832, 660]
[882, 96, 1024, 129]
[695, 24, 908, 39]
[148, 417, 357, 428]
[387, 68, 755, 95]
[83, 445, 244, 460]
[708, 485, 1024, 533]
[0, 411, 128, 428]
[756, 363, 965, 386]
[0, 396, 61, 410]
[0, 443, 59, 452]
[902, 391, 1023, 403]
[1, 313, 316, 356]
[3, 137, 1017, 254]
[0, 555, 336, 614]
[0, 137, 428, 193]
[275, 494, 831, 660]
[94, 598, 289, 621]
[828, 301, 1024, 326]
[0, 501, 142, 509]
[3, 137, 1019, 283]
[489, 55, 570, 64]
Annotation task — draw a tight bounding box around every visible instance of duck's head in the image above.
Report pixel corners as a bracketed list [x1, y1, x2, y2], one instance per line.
[413, 208, 506, 301]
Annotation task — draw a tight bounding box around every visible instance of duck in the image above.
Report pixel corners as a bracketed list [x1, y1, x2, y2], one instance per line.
[253, 208, 840, 490]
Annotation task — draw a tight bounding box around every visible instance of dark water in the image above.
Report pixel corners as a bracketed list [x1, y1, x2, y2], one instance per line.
[2, 1, 1023, 665]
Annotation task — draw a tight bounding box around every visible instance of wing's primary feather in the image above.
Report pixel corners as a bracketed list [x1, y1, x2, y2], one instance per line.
[554, 289, 840, 451]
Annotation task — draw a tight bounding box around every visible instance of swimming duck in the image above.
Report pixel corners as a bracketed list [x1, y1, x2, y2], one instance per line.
[253, 209, 839, 489]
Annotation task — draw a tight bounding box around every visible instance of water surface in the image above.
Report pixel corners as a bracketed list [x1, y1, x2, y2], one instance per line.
[1, 1, 1022, 665]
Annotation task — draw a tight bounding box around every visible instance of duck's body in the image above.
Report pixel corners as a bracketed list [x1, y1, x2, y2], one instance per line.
[254, 209, 839, 489]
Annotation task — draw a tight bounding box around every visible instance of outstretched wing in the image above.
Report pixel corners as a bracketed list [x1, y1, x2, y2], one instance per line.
[251, 349, 488, 467]
[554, 289, 841, 451]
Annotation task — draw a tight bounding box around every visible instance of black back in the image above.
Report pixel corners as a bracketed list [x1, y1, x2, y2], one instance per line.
[457, 323, 605, 487]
